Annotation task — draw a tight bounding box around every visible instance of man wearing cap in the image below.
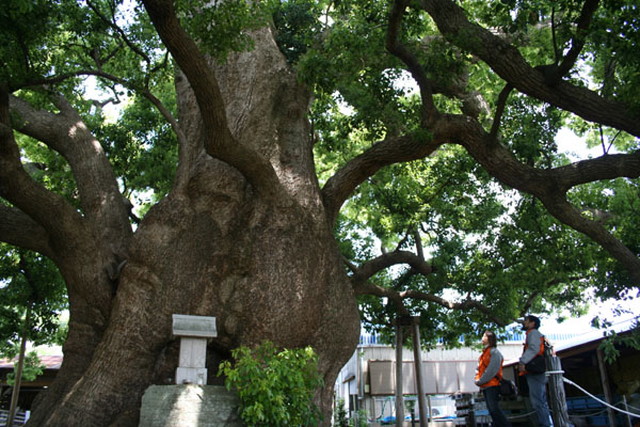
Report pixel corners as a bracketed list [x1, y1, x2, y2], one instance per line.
[518, 315, 552, 426]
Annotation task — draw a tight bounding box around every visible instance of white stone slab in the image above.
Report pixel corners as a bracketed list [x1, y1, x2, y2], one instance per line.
[179, 337, 207, 368]
[172, 314, 217, 338]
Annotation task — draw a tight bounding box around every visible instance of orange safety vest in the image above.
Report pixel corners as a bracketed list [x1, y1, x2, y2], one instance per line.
[475, 347, 502, 388]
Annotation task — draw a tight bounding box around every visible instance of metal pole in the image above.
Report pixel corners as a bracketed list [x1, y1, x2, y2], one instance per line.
[411, 317, 427, 427]
[395, 321, 404, 427]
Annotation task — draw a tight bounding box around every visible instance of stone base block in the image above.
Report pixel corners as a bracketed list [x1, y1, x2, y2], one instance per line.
[139, 385, 242, 427]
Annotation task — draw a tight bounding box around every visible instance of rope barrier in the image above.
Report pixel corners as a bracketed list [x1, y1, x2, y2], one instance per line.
[562, 377, 640, 418]
[567, 406, 613, 417]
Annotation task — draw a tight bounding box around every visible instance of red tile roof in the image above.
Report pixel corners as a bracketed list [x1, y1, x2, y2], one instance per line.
[0, 355, 63, 370]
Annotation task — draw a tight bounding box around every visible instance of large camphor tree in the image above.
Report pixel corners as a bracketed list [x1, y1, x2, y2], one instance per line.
[1, 0, 639, 424]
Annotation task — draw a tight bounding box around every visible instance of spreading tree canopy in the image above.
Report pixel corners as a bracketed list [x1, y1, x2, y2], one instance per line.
[0, 0, 639, 424]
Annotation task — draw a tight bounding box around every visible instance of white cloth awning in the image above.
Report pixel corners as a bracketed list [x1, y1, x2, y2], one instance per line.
[368, 360, 478, 395]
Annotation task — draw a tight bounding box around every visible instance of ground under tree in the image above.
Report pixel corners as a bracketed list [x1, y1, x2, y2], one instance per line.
[0, 0, 639, 425]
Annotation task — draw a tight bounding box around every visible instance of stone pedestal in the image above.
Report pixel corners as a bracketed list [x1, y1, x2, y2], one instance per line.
[139, 385, 242, 427]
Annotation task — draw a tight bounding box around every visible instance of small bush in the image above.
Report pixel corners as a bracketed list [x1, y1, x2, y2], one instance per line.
[219, 340, 323, 426]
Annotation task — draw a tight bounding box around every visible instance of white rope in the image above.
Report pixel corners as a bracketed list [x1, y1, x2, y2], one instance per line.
[562, 377, 640, 418]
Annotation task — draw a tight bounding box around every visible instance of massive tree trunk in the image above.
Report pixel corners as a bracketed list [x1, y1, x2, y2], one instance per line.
[24, 26, 360, 427]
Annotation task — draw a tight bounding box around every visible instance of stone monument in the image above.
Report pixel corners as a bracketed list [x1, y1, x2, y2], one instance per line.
[172, 314, 217, 384]
[138, 314, 243, 426]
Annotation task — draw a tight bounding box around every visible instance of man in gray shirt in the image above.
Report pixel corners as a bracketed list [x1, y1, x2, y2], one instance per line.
[518, 315, 552, 426]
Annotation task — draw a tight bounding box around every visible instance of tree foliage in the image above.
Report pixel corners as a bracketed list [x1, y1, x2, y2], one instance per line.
[300, 0, 640, 342]
[219, 341, 323, 427]
[0, 0, 637, 341]
[5, 351, 46, 385]
[0, 245, 67, 356]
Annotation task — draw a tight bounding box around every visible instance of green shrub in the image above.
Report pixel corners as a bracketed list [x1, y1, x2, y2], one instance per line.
[219, 340, 323, 426]
[5, 351, 45, 385]
[334, 398, 349, 427]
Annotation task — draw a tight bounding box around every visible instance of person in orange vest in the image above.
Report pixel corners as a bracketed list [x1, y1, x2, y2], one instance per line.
[475, 330, 512, 427]
[518, 315, 552, 426]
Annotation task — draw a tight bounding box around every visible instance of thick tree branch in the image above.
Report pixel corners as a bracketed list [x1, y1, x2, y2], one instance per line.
[437, 113, 640, 284]
[351, 250, 434, 285]
[550, 153, 640, 190]
[9, 94, 132, 250]
[141, 0, 284, 200]
[420, 0, 640, 138]
[0, 205, 53, 257]
[540, 194, 640, 283]
[14, 70, 196, 187]
[0, 87, 88, 245]
[386, 0, 437, 124]
[322, 134, 441, 224]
